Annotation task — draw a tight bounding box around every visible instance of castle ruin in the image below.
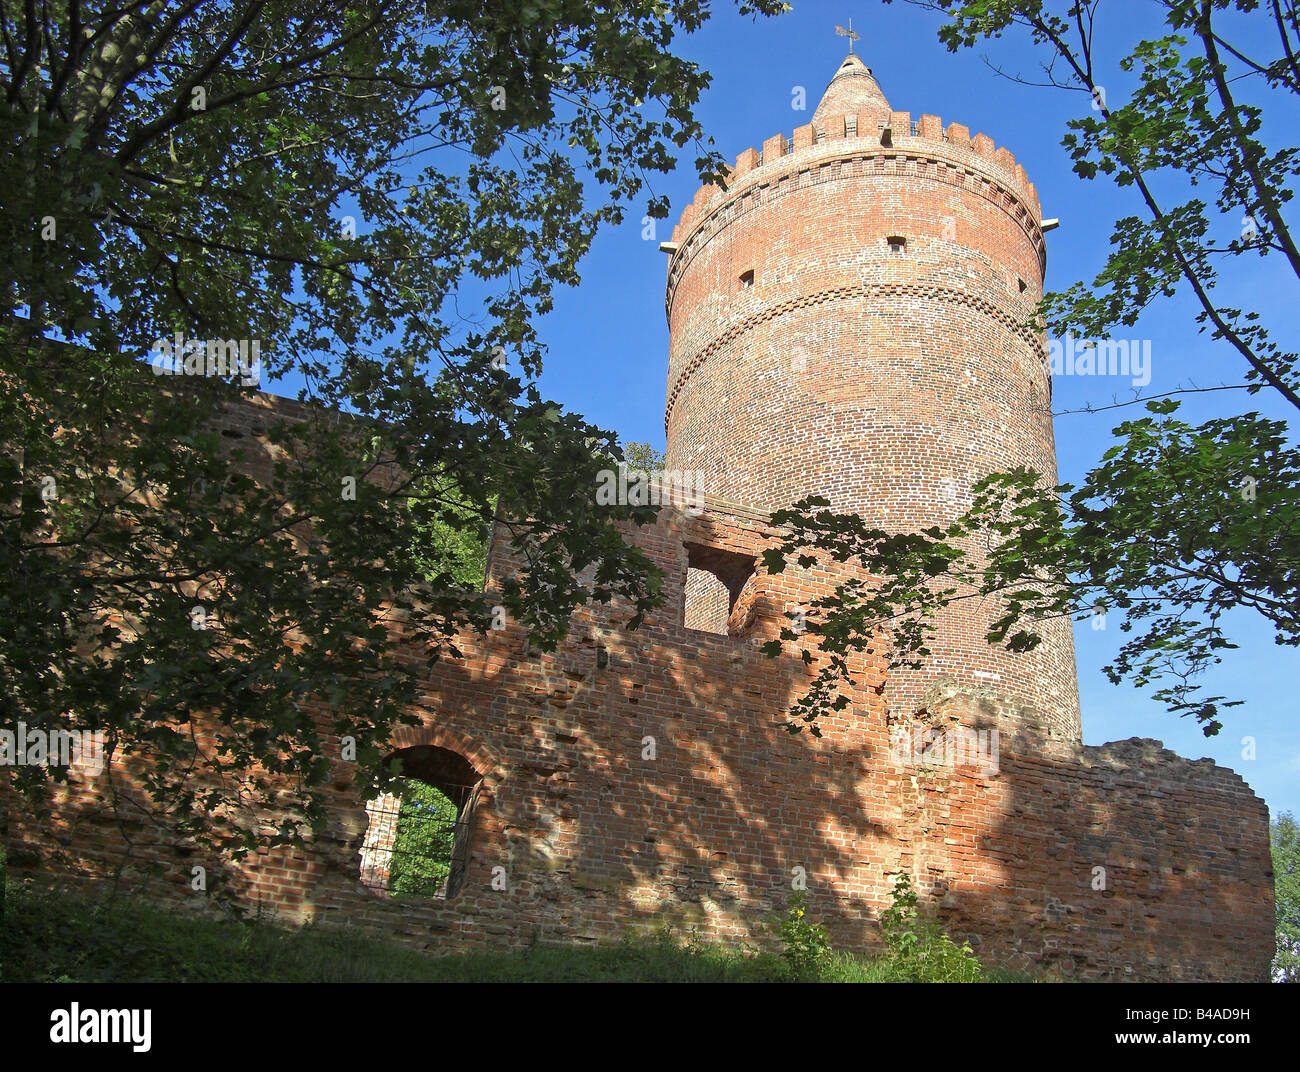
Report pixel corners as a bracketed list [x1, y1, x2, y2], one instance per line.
[7, 55, 1274, 981]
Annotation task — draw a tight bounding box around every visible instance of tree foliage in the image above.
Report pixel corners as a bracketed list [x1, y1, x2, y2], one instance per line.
[387, 778, 458, 897]
[765, 400, 1300, 735]
[621, 441, 667, 472]
[1274, 810, 1300, 982]
[0, 0, 786, 857]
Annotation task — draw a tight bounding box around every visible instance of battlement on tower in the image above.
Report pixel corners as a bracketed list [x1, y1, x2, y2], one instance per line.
[669, 110, 1042, 247]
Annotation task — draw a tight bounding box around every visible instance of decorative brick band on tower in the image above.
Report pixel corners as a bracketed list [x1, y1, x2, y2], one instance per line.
[664, 56, 1080, 738]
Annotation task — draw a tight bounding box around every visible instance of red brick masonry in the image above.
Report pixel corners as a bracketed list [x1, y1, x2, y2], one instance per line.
[7, 473, 1273, 980]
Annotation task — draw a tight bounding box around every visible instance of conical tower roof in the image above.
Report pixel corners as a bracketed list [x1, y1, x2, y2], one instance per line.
[812, 54, 890, 122]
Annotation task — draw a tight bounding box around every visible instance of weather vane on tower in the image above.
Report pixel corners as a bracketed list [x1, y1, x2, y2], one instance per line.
[835, 18, 861, 54]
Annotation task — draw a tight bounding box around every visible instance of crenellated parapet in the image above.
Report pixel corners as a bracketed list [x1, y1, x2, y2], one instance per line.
[672, 110, 1041, 239]
[665, 110, 1047, 316]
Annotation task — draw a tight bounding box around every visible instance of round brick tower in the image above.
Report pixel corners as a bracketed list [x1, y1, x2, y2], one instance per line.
[663, 55, 1082, 739]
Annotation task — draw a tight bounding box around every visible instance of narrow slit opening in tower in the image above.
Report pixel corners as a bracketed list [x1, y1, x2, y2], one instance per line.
[739, 269, 755, 289]
[887, 235, 907, 254]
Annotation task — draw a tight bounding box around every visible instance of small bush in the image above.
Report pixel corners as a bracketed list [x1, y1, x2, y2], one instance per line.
[772, 891, 832, 980]
[878, 872, 983, 983]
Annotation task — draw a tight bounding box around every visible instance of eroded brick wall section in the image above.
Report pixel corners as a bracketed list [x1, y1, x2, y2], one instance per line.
[358, 792, 400, 890]
[3, 459, 1272, 980]
[889, 685, 1273, 979]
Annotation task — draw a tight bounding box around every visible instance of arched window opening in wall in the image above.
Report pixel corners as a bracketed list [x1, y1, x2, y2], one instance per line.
[358, 744, 481, 899]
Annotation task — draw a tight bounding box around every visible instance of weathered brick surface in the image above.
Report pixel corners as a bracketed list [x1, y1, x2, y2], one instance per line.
[3, 57, 1274, 982]
[5, 475, 1273, 979]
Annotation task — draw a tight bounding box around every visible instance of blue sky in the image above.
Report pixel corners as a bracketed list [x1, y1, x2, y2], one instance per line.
[524, 2, 1299, 821]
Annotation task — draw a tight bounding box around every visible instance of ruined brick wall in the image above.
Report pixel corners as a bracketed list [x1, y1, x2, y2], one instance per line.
[662, 64, 1080, 738]
[357, 792, 400, 889]
[5, 485, 886, 949]
[3, 427, 1273, 979]
[887, 683, 1274, 979]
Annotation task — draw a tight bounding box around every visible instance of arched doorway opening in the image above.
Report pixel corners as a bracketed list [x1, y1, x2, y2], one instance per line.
[357, 744, 482, 899]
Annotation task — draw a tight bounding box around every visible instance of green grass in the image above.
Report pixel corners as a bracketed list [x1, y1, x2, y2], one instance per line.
[1, 878, 1035, 982]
